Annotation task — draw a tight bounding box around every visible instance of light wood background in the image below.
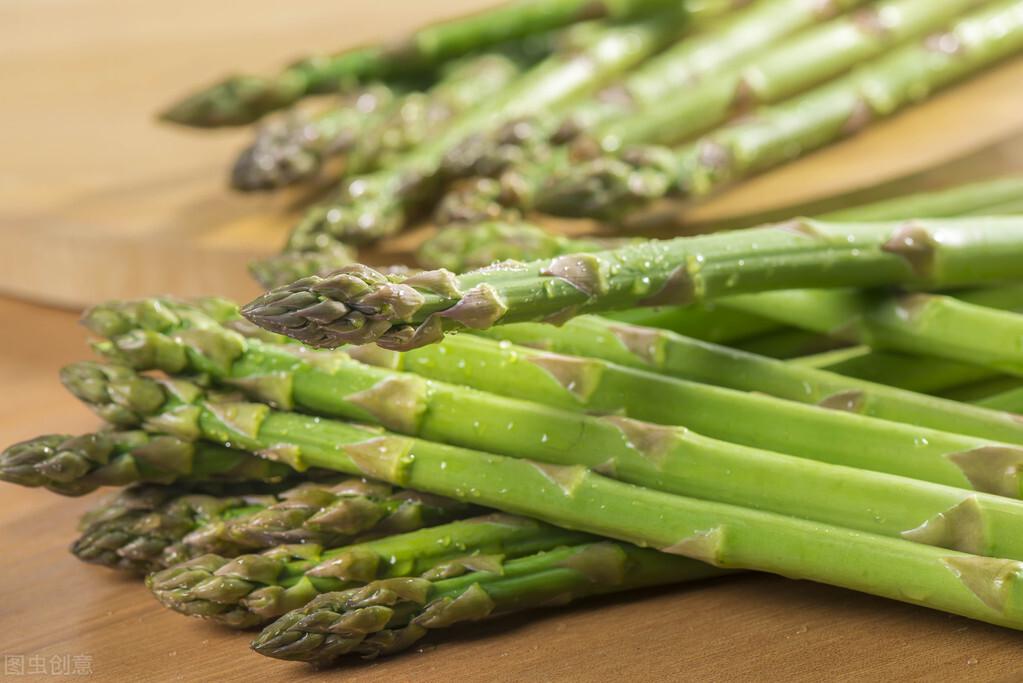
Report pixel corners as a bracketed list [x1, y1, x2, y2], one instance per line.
[4, 1, 1023, 681]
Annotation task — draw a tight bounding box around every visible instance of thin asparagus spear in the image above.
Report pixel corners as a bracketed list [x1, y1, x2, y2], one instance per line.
[252, 541, 726, 663]
[148, 515, 590, 627]
[726, 287, 1023, 377]
[62, 357, 1023, 566]
[160, 0, 681, 127]
[241, 217, 1023, 350]
[0, 431, 293, 496]
[537, 1, 1023, 219]
[439, 0, 971, 222]
[65, 365, 1023, 631]
[230, 84, 404, 192]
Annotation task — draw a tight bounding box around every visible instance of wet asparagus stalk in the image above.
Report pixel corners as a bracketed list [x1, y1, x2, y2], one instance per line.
[0, 430, 293, 496]
[536, 1, 1023, 220]
[63, 363, 1023, 631]
[252, 541, 727, 663]
[61, 354, 1023, 566]
[74, 479, 475, 574]
[160, 0, 679, 127]
[241, 217, 1023, 350]
[148, 515, 591, 627]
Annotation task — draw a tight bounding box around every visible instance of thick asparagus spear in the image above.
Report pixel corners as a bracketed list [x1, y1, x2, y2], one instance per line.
[537, 1, 1023, 219]
[439, 0, 969, 222]
[726, 287, 1023, 377]
[262, 8, 690, 285]
[74, 479, 474, 574]
[160, 0, 680, 127]
[66, 365, 1023, 630]
[0, 430, 293, 496]
[230, 84, 403, 192]
[241, 217, 1023, 350]
[148, 515, 590, 627]
[252, 541, 725, 663]
[63, 356, 1023, 565]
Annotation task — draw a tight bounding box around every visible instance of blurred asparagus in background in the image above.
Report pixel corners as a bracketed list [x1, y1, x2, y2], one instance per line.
[161, 0, 683, 127]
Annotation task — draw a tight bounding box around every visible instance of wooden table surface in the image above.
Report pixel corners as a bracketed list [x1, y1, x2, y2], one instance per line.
[4, 305, 1023, 683]
[5, 0, 1023, 679]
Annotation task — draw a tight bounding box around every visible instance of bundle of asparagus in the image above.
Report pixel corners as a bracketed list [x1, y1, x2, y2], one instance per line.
[13, 0, 1023, 672]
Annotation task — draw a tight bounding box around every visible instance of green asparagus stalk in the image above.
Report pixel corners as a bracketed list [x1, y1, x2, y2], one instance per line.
[603, 303, 779, 344]
[74, 479, 474, 574]
[537, 1, 1023, 219]
[725, 286, 1023, 377]
[978, 386, 1023, 413]
[941, 376, 1023, 404]
[66, 364, 1023, 631]
[230, 84, 403, 192]
[819, 176, 1023, 221]
[438, 0, 964, 223]
[241, 217, 1023, 350]
[0, 430, 293, 496]
[416, 221, 636, 271]
[264, 8, 691, 279]
[62, 354, 1023, 567]
[252, 541, 725, 662]
[793, 346, 998, 393]
[728, 327, 847, 359]
[148, 515, 591, 627]
[160, 0, 681, 127]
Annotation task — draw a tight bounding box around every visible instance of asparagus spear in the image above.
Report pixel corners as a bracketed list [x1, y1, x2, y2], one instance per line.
[266, 8, 690, 278]
[416, 221, 636, 271]
[978, 387, 1023, 414]
[73, 485, 269, 574]
[726, 287, 1023, 377]
[795, 346, 998, 394]
[537, 1, 1023, 219]
[160, 0, 681, 127]
[241, 217, 1023, 350]
[148, 515, 591, 627]
[819, 175, 1023, 221]
[727, 327, 847, 359]
[252, 541, 725, 662]
[66, 365, 1023, 630]
[73, 479, 474, 574]
[230, 84, 403, 192]
[438, 0, 962, 223]
[64, 355, 1023, 566]
[0, 430, 293, 496]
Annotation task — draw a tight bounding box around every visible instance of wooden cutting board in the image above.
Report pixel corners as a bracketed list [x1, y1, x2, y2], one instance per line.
[2, 0, 1023, 309]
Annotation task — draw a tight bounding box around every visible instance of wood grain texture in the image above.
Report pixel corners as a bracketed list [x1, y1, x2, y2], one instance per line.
[2, 0, 1023, 307]
[3, 297, 1023, 681]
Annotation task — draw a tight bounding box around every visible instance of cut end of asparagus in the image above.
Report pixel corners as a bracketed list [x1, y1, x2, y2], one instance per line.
[159, 73, 306, 128]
